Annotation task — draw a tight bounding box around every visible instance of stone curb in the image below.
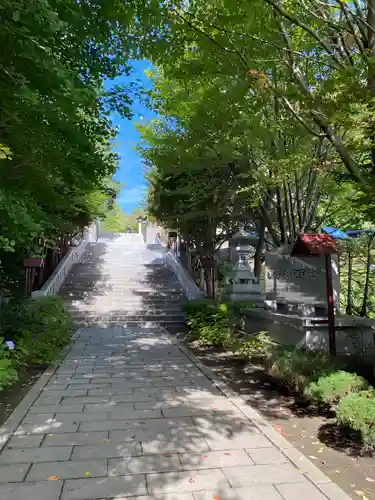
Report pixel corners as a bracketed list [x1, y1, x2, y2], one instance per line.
[0, 330, 81, 453]
[162, 327, 351, 500]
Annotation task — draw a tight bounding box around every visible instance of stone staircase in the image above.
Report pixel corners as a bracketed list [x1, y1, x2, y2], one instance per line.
[59, 233, 187, 332]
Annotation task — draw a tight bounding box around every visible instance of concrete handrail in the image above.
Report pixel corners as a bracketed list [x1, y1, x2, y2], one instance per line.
[154, 235, 204, 300]
[31, 223, 97, 298]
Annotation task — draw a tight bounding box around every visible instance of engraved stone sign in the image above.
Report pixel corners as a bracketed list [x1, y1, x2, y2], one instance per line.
[265, 251, 340, 315]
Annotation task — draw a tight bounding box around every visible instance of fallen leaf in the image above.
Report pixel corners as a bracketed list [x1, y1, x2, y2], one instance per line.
[47, 476, 61, 481]
[103, 439, 112, 444]
[224, 452, 231, 456]
[188, 478, 195, 484]
[85, 472, 92, 477]
[213, 495, 221, 500]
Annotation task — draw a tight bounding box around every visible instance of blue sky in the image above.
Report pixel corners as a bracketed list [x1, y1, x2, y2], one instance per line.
[109, 60, 155, 214]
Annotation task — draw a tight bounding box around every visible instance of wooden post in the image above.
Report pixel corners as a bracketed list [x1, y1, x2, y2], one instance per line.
[325, 254, 336, 356]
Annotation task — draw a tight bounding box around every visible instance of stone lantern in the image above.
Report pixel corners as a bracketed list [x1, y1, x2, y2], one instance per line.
[225, 230, 263, 302]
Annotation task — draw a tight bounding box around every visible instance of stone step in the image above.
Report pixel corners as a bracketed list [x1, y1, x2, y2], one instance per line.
[64, 306, 185, 314]
[62, 280, 181, 287]
[61, 294, 184, 303]
[60, 286, 183, 293]
[69, 315, 187, 323]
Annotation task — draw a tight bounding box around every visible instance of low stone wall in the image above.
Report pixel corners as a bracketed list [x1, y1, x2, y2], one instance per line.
[240, 308, 375, 356]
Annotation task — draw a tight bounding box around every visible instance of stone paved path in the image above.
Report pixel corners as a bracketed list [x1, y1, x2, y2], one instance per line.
[0, 236, 350, 499]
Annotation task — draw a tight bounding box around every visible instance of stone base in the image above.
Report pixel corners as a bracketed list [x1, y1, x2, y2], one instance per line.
[240, 308, 375, 355]
[224, 292, 265, 303]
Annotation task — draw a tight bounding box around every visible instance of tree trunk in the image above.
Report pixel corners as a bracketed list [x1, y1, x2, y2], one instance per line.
[346, 251, 353, 315]
[360, 236, 373, 317]
[254, 219, 265, 279]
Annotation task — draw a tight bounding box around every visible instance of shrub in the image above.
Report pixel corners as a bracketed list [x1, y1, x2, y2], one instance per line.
[2, 297, 73, 365]
[224, 300, 256, 315]
[232, 332, 270, 358]
[197, 319, 233, 347]
[0, 339, 18, 391]
[305, 370, 368, 406]
[337, 389, 375, 452]
[183, 300, 236, 347]
[264, 344, 335, 393]
[181, 299, 218, 316]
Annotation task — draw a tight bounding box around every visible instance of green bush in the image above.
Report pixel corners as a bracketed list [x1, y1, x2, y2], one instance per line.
[305, 370, 368, 406]
[196, 319, 233, 347]
[232, 332, 270, 358]
[337, 389, 375, 452]
[0, 339, 18, 391]
[264, 344, 335, 393]
[181, 299, 218, 316]
[183, 300, 236, 347]
[2, 297, 73, 365]
[224, 300, 256, 315]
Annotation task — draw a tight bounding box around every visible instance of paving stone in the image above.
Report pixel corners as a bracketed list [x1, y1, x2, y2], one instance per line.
[23, 413, 55, 425]
[147, 469, 229, 494]
[36, 395, 63, 405]
[276, 482, 329, 499]
[108, 454, 182, 475]
[109, 428, 171, 442]
[44, 382, 69, 390]
[62, 396, 117, 405]
[246, 447, 289, 465]
[0, 446, 72, 464]
[42, 389, 88, 398]
[14, 421, 79, 435]
[0, 463, 29, 482]
[193, 486, 283, 500]
[142, 438, 210, 455]
[53, 411, 110, 423]
[0, 480, 63, 500]
[180, 449, 254, 470]
[27, 459, 107, 481]
[29, 403, 84, 414]
[126, 495, 194, 500]
[72, 442, 141, 460]
[52, 378, 91, 385]
[109, 408, 163, 420]
[84, 402, 132, 411]
[222, 464, 305, 487]
[79, 417, 193, 433]
[87, 388, 133, 396]
[43, 431, 109, 447]
[62, 475, 147, 499]
[68, 383, 110, 390]
[7, 434, 44, 449]
[204, 432, 273, 451]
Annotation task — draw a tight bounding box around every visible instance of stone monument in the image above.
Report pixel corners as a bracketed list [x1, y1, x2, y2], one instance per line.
[264, 243, 340, 317]
[224, 230, 263, 302]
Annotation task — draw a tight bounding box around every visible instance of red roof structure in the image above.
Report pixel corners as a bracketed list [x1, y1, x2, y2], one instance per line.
[291, 234, 339, 257]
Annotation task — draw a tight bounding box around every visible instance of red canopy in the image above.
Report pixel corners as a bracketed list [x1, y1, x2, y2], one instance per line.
[291, 234, 339, 256]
